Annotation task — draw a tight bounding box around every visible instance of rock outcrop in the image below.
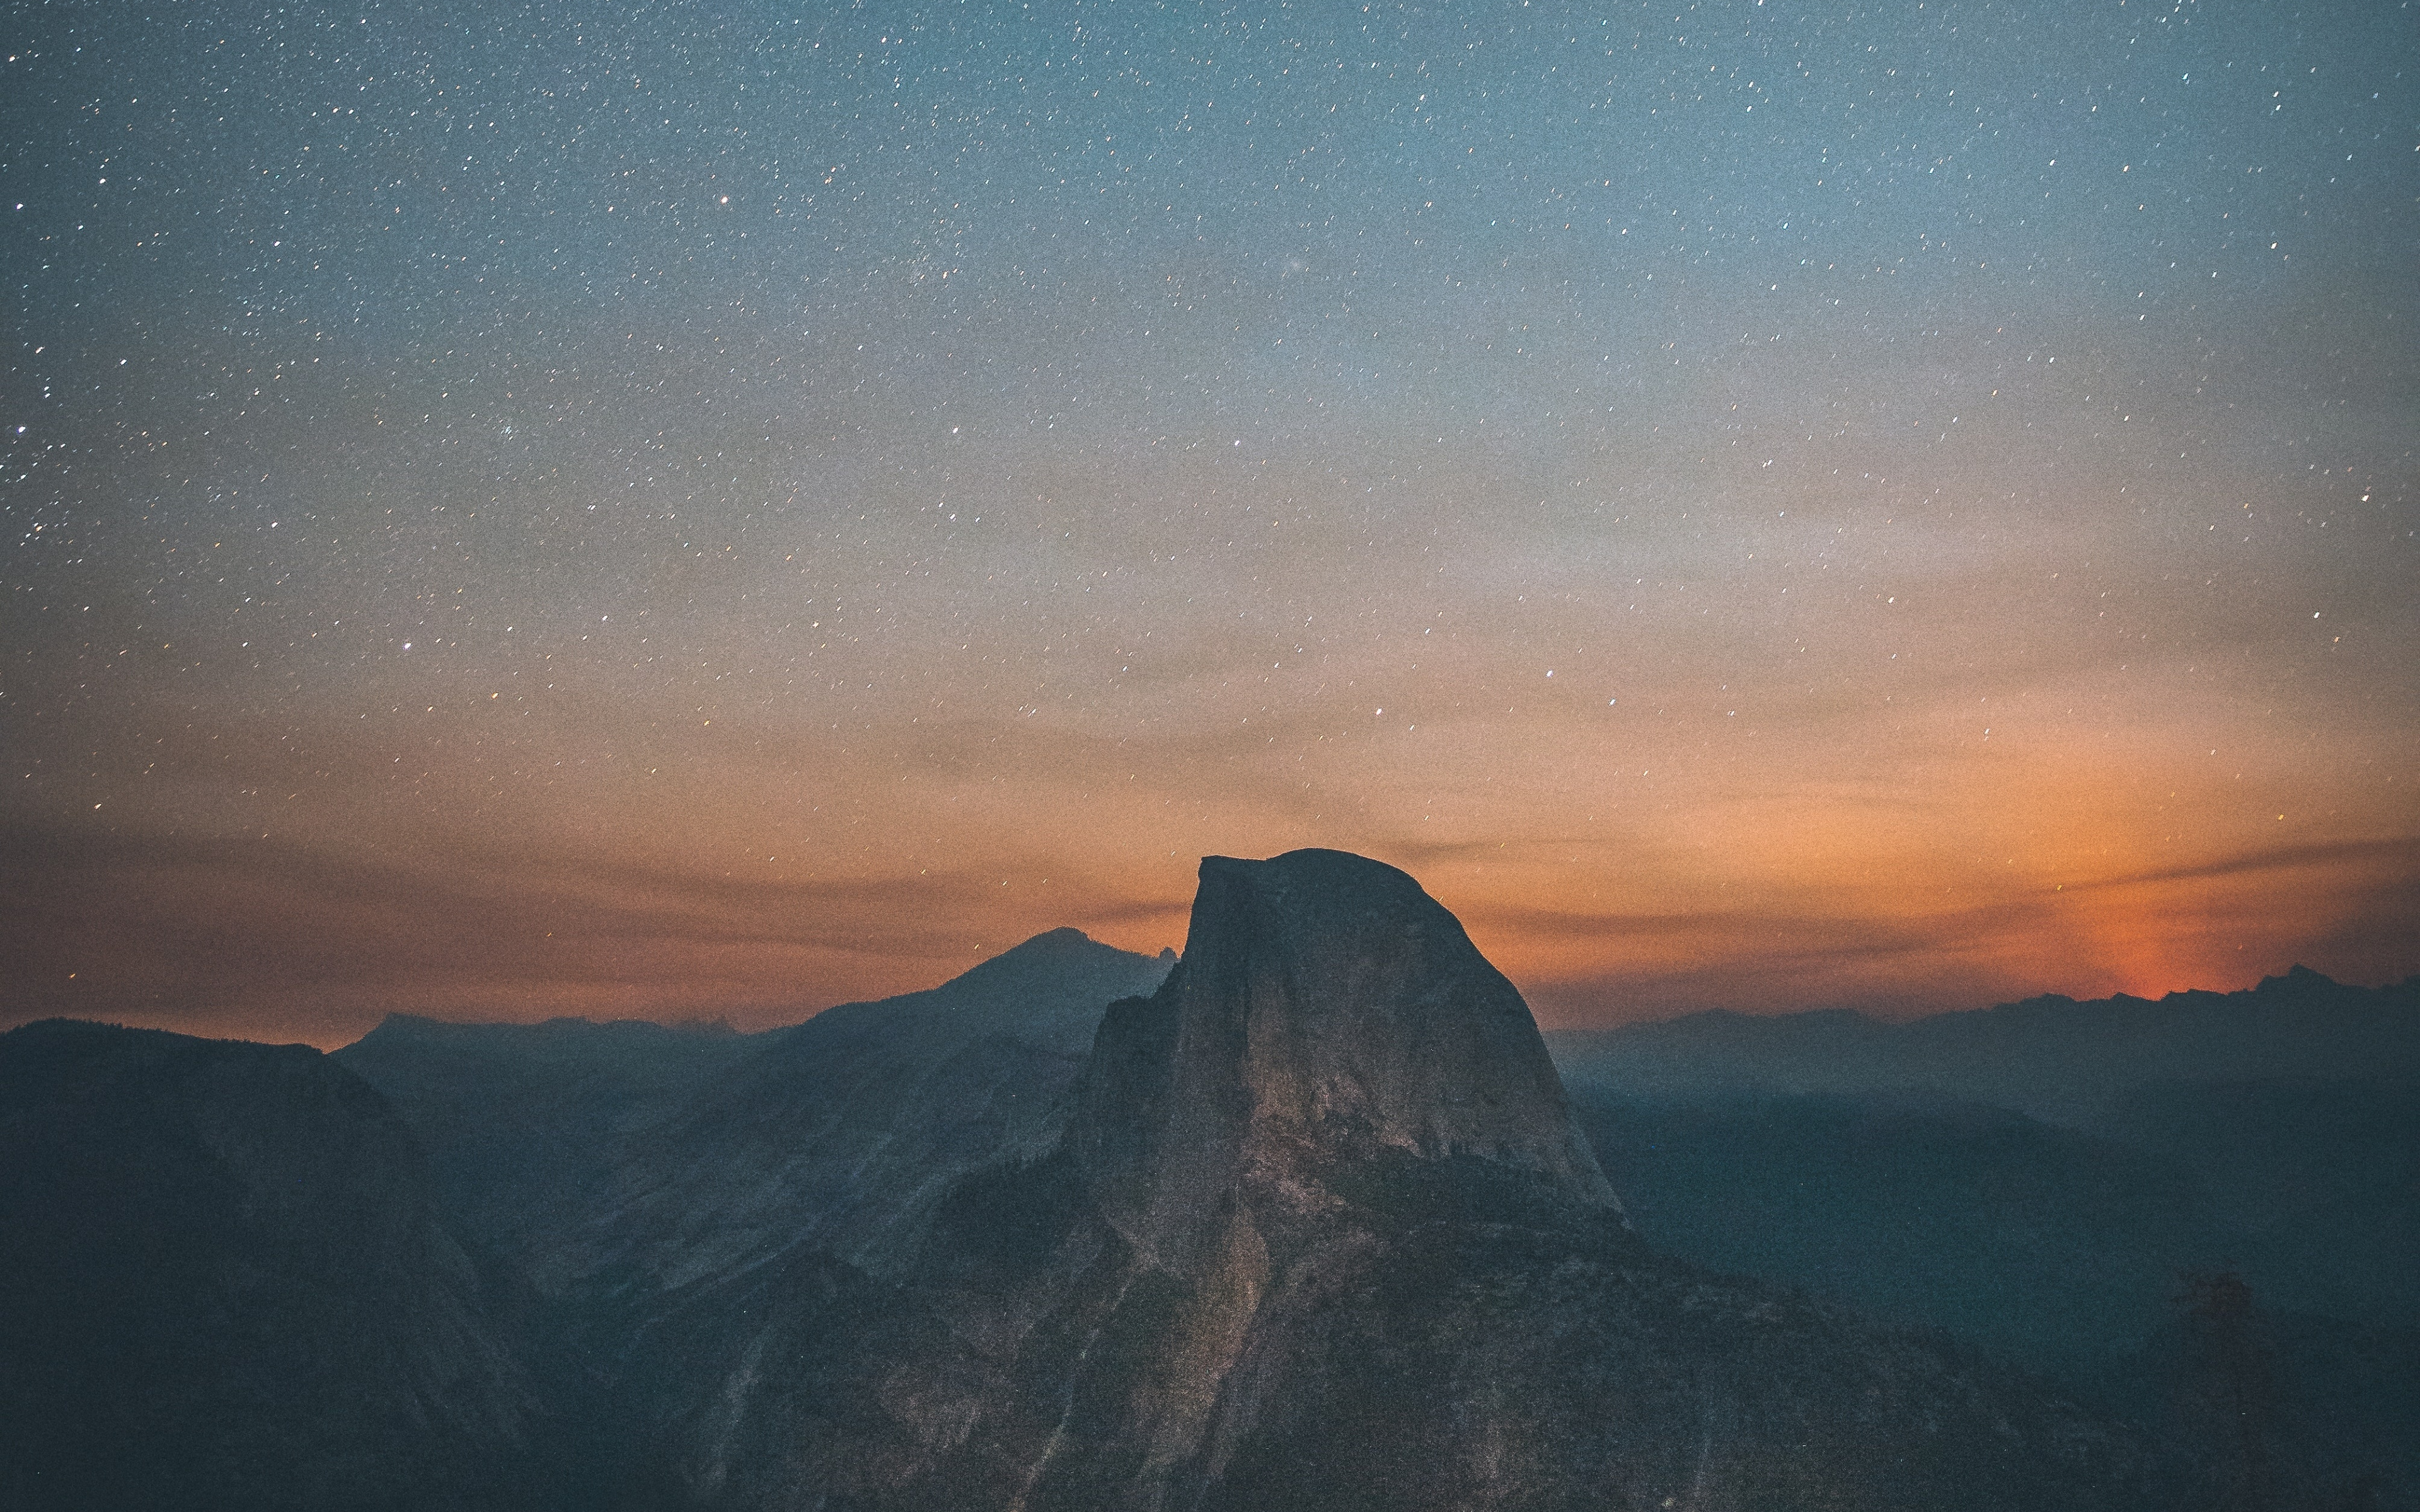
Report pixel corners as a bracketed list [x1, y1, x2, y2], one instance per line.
[1072, 850, 1615, 1275]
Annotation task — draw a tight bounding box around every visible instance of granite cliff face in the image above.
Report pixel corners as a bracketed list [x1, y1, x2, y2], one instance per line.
[1071, 849, 1615, 1274]
[616, 852, 2142, 1511]
[945, 849, 1636, 1508]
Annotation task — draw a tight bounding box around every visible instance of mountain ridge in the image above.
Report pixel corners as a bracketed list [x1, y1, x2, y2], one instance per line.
[27, 862, 2408, 1506]
[599, 850, 2148, 1510]
[1550, 963, 2420, 1123]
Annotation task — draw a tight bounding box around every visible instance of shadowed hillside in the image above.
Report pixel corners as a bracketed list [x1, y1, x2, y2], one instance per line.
[0, 1019, 552, 1511]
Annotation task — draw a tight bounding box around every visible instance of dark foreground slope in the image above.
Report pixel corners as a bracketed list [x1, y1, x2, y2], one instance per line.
[0, 1019, 548, 1511]
[609, 851, 2145, 1511]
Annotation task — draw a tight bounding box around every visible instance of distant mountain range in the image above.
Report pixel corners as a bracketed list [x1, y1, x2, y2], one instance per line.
[1546, 963, 2420, 1123]
[5, 860, 2413, 1509]
[1547, 965, 2420, 1508]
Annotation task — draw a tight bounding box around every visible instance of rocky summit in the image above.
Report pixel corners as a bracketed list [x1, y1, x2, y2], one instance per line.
[1071, 849, 1617, 1276]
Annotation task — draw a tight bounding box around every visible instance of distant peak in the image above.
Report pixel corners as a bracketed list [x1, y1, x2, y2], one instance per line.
[1006, 926, 1096, 952]
[349, 1012, 451, 1043]
[929, 925, 1176, 1009]
[2257, 963, 2338, 993]
[958, 927, 1119, 976]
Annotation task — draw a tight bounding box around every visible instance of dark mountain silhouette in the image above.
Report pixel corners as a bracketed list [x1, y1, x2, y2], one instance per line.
[0, 1019, 549, 1511]
[335, 929, 1175, 1295]
[574, 926, 1178, 1295]
[2128, 1282, 2420, 1512]
[1547, 965, 2420, 1124]
[2090, 1077, 2420, 1331]
[1572, 1088, 2222, 1376]
[599, 850, 2145, 1509]
[21, 857, 2413, 1508]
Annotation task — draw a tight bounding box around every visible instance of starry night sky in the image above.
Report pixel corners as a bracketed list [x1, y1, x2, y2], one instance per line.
[5, 0, 2416, 1045]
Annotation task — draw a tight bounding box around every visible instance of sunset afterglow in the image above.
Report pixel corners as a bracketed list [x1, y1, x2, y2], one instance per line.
[5, 1, 2413, 1045]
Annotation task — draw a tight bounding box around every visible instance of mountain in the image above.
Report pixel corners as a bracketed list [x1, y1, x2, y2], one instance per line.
[1550, 978, 2420, 1509]
[611, 850, 2146, 1510]
[0, 1019, 549, 1511]
[57, 856, 2404, 1506]
[1068, 848, 1618, 1268]
[1547, 965, 2420, 1125]
[576, 926, 1178, 1295]
[334, 929, 1176, 1299]
[1571, 1085, 2419, 1508]
[2090, 1077, 2420, 1331]
[333, 1013, 764, 1282]
[1571, 1088, 2222, 1377]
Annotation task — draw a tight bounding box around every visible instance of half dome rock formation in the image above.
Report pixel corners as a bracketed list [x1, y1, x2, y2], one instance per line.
[1072, 849, 1616, 1277]
[1079, 851, 1626, 1306]
[617, 850, 2141, 1511]
[970, 849, 1636, 1508]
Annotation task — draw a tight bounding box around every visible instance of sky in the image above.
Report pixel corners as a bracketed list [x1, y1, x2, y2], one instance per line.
[4, 0, 2415, 1047]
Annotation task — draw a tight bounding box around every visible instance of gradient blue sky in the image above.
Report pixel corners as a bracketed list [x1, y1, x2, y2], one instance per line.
[6, 0, 2415, 1043]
